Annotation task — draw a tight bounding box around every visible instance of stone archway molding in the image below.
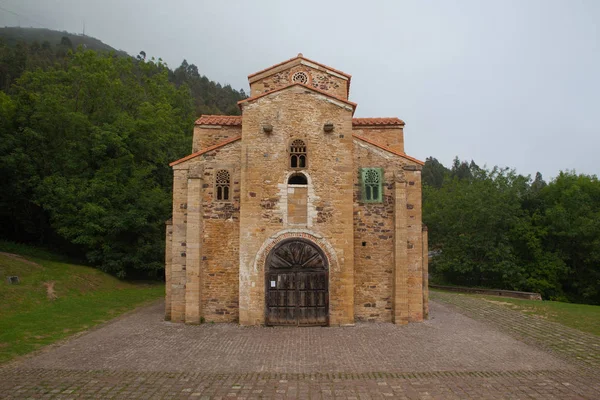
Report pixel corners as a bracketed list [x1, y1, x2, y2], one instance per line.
[253, 229, 340, 274]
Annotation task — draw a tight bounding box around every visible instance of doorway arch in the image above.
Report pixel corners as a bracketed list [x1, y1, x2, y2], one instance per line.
[265, 238, 329, 326]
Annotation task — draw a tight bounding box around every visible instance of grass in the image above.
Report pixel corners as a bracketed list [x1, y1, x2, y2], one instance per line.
[0, 241, 164, 364]
[432, 289, 600, 336]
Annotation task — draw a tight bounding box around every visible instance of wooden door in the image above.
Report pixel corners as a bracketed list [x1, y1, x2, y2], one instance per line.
[265, 239, 328, 326]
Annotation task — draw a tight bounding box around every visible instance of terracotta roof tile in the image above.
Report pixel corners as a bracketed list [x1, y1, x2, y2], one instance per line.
[352, 117, 405, 127]
[194, 115, 406, 128]
[169, 136, 241, 167]
[352, 134, 424, 165]
[195, 115, 242, 126]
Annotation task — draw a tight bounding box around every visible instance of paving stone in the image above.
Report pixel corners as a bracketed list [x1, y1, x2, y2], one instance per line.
[0, 296, 598, 399]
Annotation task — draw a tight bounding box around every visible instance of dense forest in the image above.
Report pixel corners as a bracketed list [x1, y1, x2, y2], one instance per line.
[0, 30, 598, 304]
[0, 30, 246, 277]
[423, 159, 600, 305]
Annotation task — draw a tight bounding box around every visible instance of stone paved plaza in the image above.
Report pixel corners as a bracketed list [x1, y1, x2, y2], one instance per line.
[1, 292, 599, 399]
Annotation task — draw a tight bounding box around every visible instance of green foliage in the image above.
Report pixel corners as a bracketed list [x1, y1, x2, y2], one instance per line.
[425, 167, 528, 288]
[537, 172, 600, 303]
[0, 30, 247, 278]
[423, 159, 600, 305]
[171, 59, 247, 116]
[422, 157, 448, 188]
[0, 49, 194, 277]
[0, 28, 247, 113]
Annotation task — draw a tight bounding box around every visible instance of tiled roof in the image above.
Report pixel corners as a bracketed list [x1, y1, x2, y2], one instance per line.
[352, 134, 424, 165]
[248, 54, 352, 80]
[352, 117, 405, 126]
[169, 136, 241, 167]
[195, 115, 242, 126]
[195, 115, 405, 127]
[238, 83, 358, 114]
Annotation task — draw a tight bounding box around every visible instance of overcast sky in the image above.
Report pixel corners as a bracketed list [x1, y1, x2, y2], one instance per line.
[1, 0, 599, 179]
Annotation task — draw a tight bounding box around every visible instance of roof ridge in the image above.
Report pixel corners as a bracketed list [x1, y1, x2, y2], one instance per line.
[169, 136, 241, 167]
[248, 54, 351, 80]
[352, 117, 405, 126]
[352, 133, 424, 165]
[195, 115, 243, 125]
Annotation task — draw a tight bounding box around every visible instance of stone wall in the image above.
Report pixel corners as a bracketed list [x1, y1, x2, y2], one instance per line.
[168, 57, 427, 326]
[193, 125, 242, 152]
[353, 140, 424, 323]
[200, 144, 241, 322]
[238, 86, 355, 326]
[405, 167, 424, 321]
[169, 168, 188, 322]
[352, 126, 405, 154]
[287, 184, 308, 225]
[168, 141, 241, 323]
[250, 65, 348, 100]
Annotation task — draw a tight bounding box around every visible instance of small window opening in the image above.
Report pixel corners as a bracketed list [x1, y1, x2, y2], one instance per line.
[361, 168, 383, 203]
[215, 169, 231, 201]
[288, 173, 307, 185]
[362, 241, 367, 247]
[290, 139, 307, 169]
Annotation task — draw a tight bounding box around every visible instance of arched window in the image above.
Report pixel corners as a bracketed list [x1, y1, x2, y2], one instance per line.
[288, 172, 307, 185]
[215, 169, 230, 201]
[290, 139, 307, 169]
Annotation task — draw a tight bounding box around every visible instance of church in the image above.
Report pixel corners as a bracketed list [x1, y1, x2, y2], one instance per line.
[165, 54, 428, 326]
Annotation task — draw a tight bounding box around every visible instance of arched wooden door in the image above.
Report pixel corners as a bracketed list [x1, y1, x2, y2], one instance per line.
[265, 239, 329, 326]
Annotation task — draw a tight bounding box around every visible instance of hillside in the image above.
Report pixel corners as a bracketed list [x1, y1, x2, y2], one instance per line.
[0, 242, 164, 364]
[0, 26, 246, 115]
[0, 27, 128, 56]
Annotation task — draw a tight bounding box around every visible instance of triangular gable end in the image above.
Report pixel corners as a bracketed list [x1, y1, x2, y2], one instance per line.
[248, 54, 351, 82]
[169, 136, 241, 167]
[353, 134, 424, 165]
[238, 83, 357, 115]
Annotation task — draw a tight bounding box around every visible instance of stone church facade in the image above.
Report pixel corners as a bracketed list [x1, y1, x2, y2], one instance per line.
[165, 54, 428, 326]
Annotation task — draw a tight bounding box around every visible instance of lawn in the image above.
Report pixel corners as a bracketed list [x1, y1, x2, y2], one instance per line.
[434, 290, 600, 336]
[0, 242, 164, 364]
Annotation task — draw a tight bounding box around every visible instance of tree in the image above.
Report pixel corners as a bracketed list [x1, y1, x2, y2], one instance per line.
[537, 172, 600, 303]
[422, 157, 448, 188]
[424, 166, 529, 289]
[59, 36, 73, 48]
[1, 49, 194, 277]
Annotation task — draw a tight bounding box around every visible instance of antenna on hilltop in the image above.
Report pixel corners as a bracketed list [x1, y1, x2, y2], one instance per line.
[82, 19, 85, 36]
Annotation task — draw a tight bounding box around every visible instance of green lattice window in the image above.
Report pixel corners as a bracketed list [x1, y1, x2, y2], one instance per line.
[360, 168, 383, 203]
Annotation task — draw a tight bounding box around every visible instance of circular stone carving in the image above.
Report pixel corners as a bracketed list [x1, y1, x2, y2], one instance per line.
[292, 71, 309, 84]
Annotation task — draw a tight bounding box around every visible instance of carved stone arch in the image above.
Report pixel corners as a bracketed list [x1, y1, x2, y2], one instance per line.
[253, 230, 339, 274]
[284, 170, 313, 185]
[265, 238, 328, 326]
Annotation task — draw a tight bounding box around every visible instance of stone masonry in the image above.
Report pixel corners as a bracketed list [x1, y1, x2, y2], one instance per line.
[165, 54, 428, 326]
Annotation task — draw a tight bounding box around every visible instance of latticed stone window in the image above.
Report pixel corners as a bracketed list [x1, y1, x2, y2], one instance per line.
[360, 168, 383, 203]
[290, 139, 307, 169]
[292, 71, 308, 84]
[215, 169, 231, 201]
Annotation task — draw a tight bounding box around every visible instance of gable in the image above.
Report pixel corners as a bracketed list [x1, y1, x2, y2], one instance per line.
[170, 136, 241, 168]
[353, 134, 424, 166]
[248, 54, 351, 100]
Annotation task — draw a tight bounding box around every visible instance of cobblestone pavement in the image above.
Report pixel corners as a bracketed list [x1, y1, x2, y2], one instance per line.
[431, 291, 600, 372]
[1, 296, 598, 399]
